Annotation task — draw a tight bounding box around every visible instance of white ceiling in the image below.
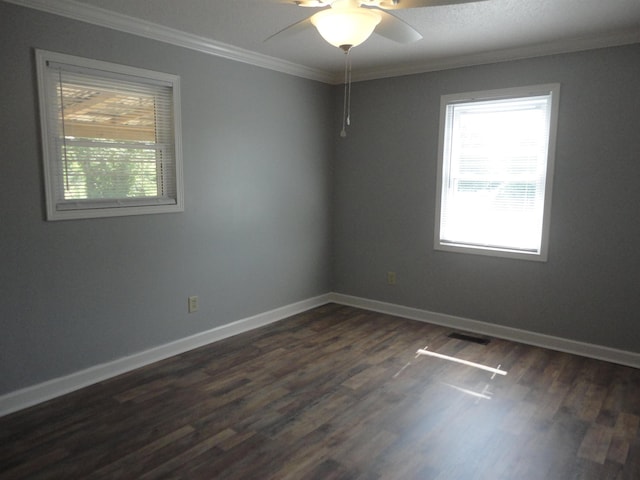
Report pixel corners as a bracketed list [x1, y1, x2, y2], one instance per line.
[10, 0, 640, 83]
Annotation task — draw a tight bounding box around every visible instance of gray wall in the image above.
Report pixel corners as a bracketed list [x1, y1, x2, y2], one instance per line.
[2, 1, 640, 399]
[0, 3, 333, 395]
[333, 44, 640, 353]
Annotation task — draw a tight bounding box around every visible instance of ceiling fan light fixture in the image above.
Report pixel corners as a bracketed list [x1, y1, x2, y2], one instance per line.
[310, 8, 381, 50]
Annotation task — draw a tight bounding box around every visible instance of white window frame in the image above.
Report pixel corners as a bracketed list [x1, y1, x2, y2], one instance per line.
[36, 50, 184, 220]
[434, 84, 560, 261]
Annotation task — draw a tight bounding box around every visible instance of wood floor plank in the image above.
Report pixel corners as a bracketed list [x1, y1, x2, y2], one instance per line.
[607, 434, 631, 465]
[578, 424, 614, 464]
[86, 425, 196, 479]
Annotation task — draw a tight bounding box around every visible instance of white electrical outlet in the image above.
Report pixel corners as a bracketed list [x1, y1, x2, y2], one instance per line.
[387, 272, 397, 285]
[188, 295, 199, 313]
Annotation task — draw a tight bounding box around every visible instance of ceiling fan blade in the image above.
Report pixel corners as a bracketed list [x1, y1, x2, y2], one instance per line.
[265, 17, 314, 42]
[374, 0, 485, 9]
[374, 10, 422, 43]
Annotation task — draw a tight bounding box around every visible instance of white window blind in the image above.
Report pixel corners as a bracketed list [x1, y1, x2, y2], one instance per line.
[36, 50, 183, 220]
[435, 85, 559, 261]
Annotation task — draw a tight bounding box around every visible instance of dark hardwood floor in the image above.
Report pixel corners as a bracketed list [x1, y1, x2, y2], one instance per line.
[2, 304, 640, 479]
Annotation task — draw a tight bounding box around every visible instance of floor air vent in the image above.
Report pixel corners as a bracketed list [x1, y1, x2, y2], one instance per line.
[448, 332, 490, 345]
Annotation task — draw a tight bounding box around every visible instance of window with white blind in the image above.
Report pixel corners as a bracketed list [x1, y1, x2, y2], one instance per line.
[36, 50, 183, 220]
[435, 84, 560, 261]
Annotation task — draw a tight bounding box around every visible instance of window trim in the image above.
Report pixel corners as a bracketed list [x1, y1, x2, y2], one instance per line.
[35, 50, 184, 221]
[434, 84, 560, 262]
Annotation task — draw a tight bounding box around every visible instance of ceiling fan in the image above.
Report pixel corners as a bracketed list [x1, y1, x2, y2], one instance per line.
[271, 0, 484, 136]
[273, 0, 482, 52]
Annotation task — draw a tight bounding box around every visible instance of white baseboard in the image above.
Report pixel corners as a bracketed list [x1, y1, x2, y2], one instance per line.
[0, 294, 331, 417]
[328, 293, 640, 370]
[4, 292, 639, 417]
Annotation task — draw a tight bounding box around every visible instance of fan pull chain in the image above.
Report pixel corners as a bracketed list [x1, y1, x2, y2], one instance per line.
[347, 50, 352, 126]
[340, 48, 352, 138]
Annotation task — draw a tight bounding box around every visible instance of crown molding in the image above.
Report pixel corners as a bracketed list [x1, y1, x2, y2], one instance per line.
[348, 28, 640, 83]
[4, 0, 335, 84]
[5, 0, 640, 86]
